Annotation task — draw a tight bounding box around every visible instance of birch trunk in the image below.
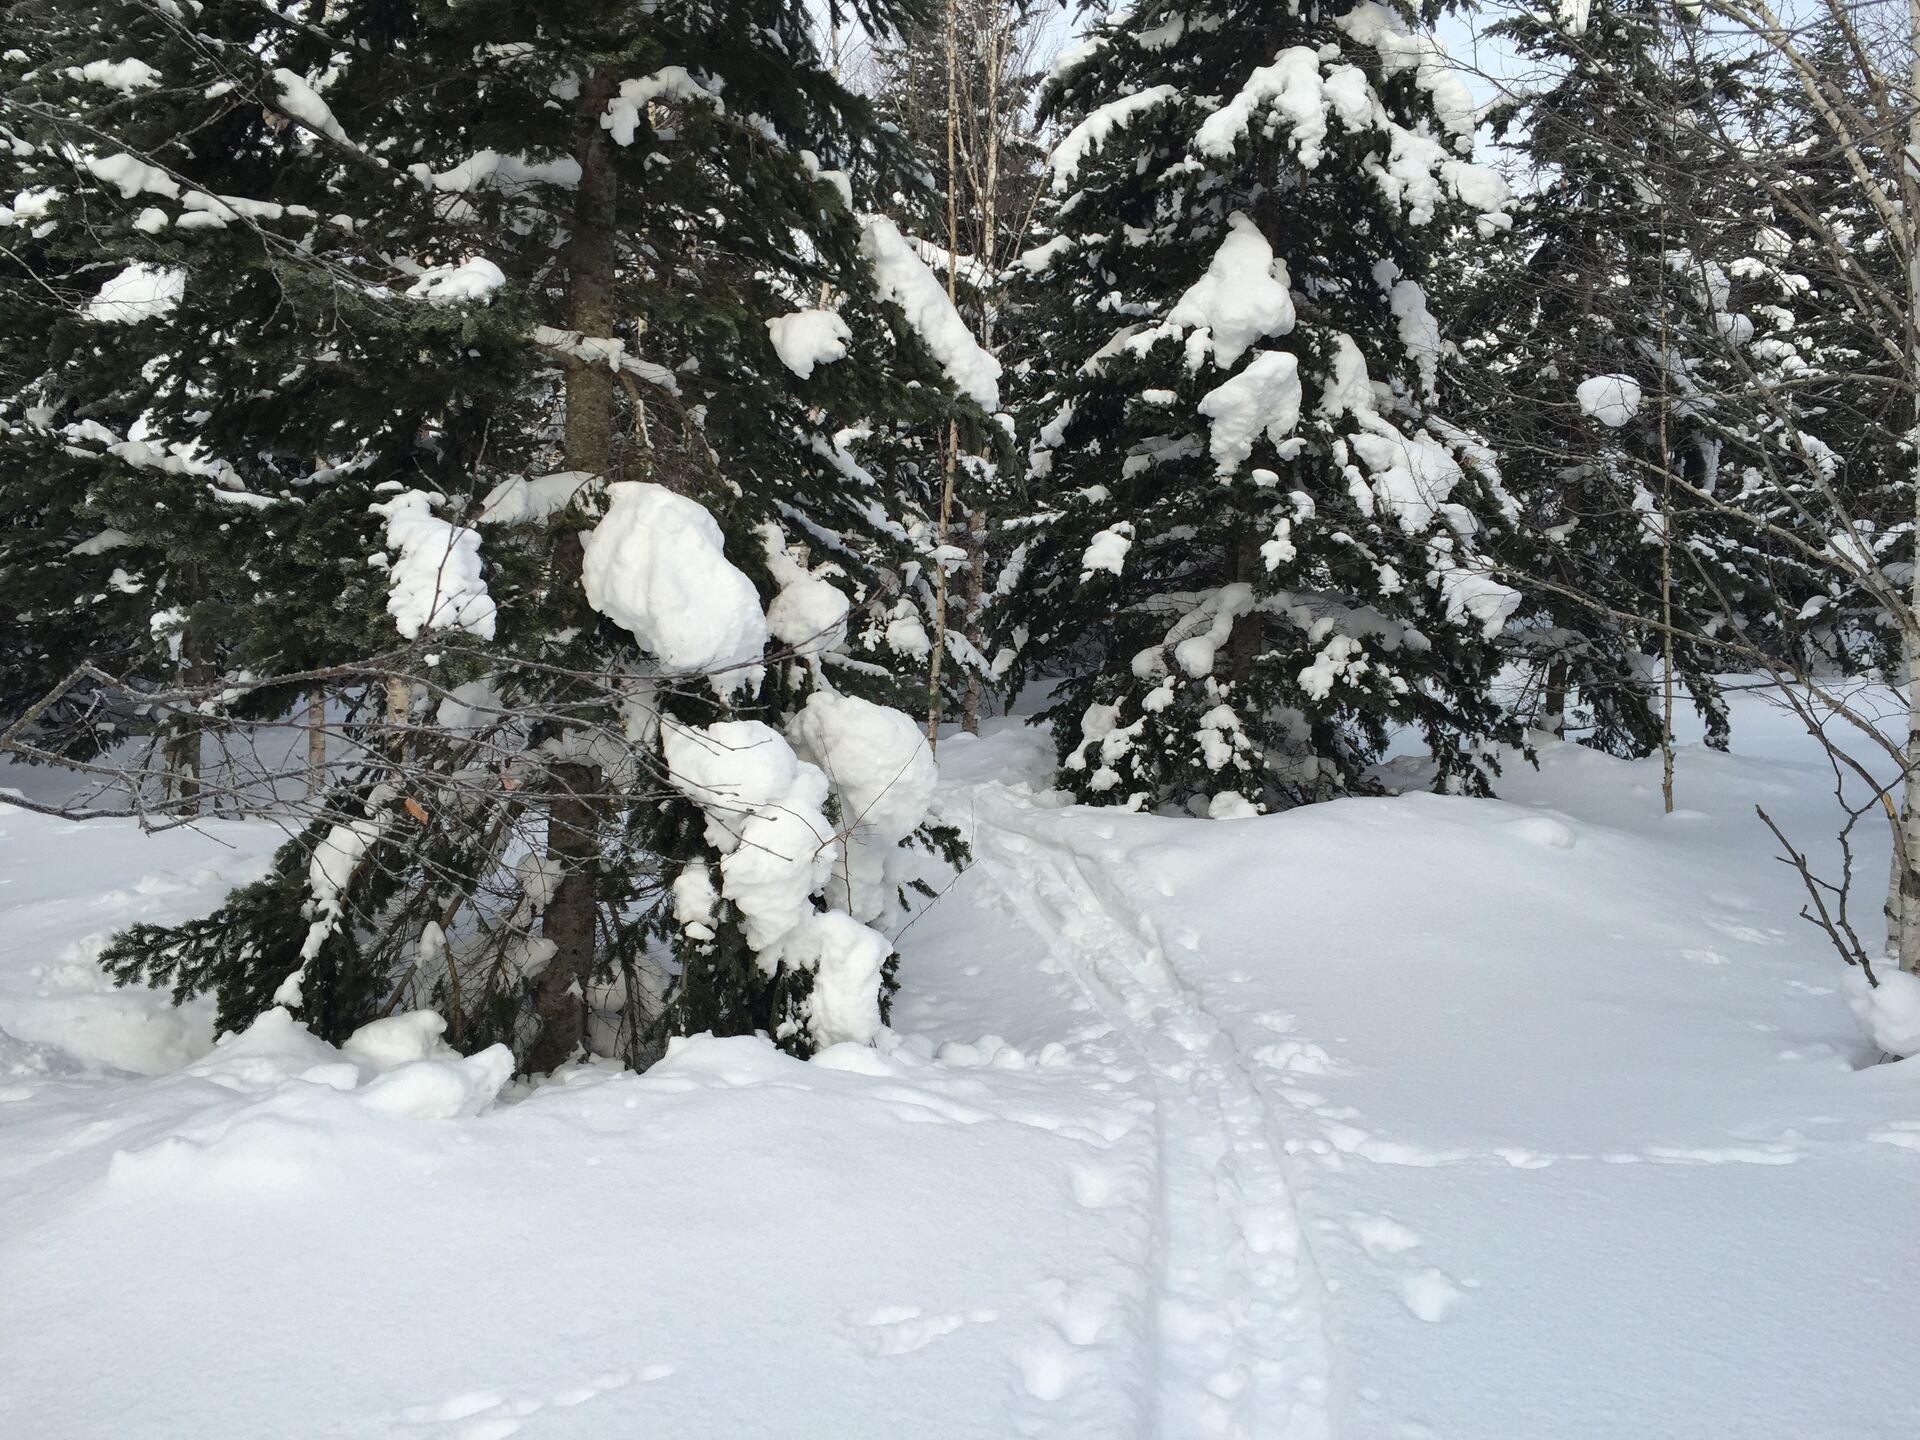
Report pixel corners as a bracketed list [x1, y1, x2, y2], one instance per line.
[925, 0, 963, 754]
[1892, 0, 1920, 974]
[307, 689, 326, 793]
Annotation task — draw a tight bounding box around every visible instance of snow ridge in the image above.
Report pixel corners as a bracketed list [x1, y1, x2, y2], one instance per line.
[969, 784, 1335, 1440]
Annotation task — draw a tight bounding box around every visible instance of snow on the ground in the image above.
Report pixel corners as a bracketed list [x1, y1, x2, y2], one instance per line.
[0, 807, 278, 1074]
[2, 685, 1917, 1438]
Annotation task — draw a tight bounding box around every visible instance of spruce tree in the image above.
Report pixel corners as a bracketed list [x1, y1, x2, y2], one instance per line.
[3, 0, 978, 1068]
[866, 0, 1046, 733]
[1003, 0, 1523, 813]
[1467, 0, 1823, 755]
[1727, 18, 1909, 678]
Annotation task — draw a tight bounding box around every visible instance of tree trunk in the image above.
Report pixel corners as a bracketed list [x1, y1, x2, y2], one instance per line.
[1224, 531, 1265, 686]
[165, 568, 208, 815]
[1541, 658, 1568, 739]
[306, 688, 326, 794]
[1654, 193, 1676, 816]
[927, 422, 957, 752]
[961, 503, 986, 735]
[960, 11, 1004, 740]
[525, 759, 604, 1074]
[1892, 0, 1920, 975]
[526, 66, 617, 1071]
[926, 1, 963, 755]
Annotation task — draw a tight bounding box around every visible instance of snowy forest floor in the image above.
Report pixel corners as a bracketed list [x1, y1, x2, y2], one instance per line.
[3, 683, 1917, 1439]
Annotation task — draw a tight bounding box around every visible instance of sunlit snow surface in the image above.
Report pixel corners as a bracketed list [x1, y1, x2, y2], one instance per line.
[2, 683, 1916, 1438]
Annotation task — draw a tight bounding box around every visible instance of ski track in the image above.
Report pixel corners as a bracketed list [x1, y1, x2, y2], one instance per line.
[969, 783, 1336, 1440]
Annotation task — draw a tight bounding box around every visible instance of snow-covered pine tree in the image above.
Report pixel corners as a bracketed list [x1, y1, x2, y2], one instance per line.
[866, 0, 1048, 734]
[1, 0, 561, 1036]
[1002, 0, 1523, 813]
[1721, 17, 1910, 679]
[1467, 0, 1817, 756]
[5, 0, 982, 1067]
[0, 1, 504, 793]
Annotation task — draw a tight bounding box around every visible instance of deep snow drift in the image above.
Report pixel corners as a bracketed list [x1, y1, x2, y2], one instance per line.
[2, 685, 1916, 1439]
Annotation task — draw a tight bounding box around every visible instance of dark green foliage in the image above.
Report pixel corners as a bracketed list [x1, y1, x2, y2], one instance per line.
[998, 0, 1523, 812]
[3, 0, 976, 1069]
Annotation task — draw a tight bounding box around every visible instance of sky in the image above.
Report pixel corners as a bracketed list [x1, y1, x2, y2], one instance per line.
[814, 0, 1534, 127]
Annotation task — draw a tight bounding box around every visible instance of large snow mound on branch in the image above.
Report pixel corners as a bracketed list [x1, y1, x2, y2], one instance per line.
[789, 691, 938, 921]
[860, 216, 1001, 410]
[661, 719, 836, 954]
[766, 308, 851, 379]
[87, 262, 184, 323]
[582, 483, 768, 698]
[1048, 84, 1178, 192]
[1168, 213, 1297, 370]
[783, 910, 891, 1046]
[370, 490, 497, 641]
[407, 256, 506, 305]
[1198, 350, 1302, 472]
[1577, 373, 1643, 427]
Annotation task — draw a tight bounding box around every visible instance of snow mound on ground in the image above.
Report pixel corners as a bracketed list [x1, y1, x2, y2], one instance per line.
[1848, 969, 1920, 1057]
[183, 1008, 513, 1116]
[184, 1006, 344, 1091]
[342, 1010, 455, 1067]
[582, 482, 768, 698]
[1504, 815, 1577, 849]
[357, 1047, 515, 1119]
[0, 1025, 80, 1078]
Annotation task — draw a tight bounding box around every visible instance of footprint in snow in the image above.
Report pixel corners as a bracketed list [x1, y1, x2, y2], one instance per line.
[1035, 1276, 1119, 1348]
[1504, 815, 1577, 849]
[401, 1372, 638, 1435]
[1399, 1268, 1465, 1322]
[1252, 1038, 1337, 1075]
[850, 1305, 995, 1357]
[1704, 916, 1786, 945]
[1350, 1214, 1422, 1259]
[1018, 1336, 1089, 1401]
[1068, 1162, 1124, 1210]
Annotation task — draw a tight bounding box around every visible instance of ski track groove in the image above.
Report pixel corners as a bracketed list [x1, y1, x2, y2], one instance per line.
[969, 785, 1337, 1440]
